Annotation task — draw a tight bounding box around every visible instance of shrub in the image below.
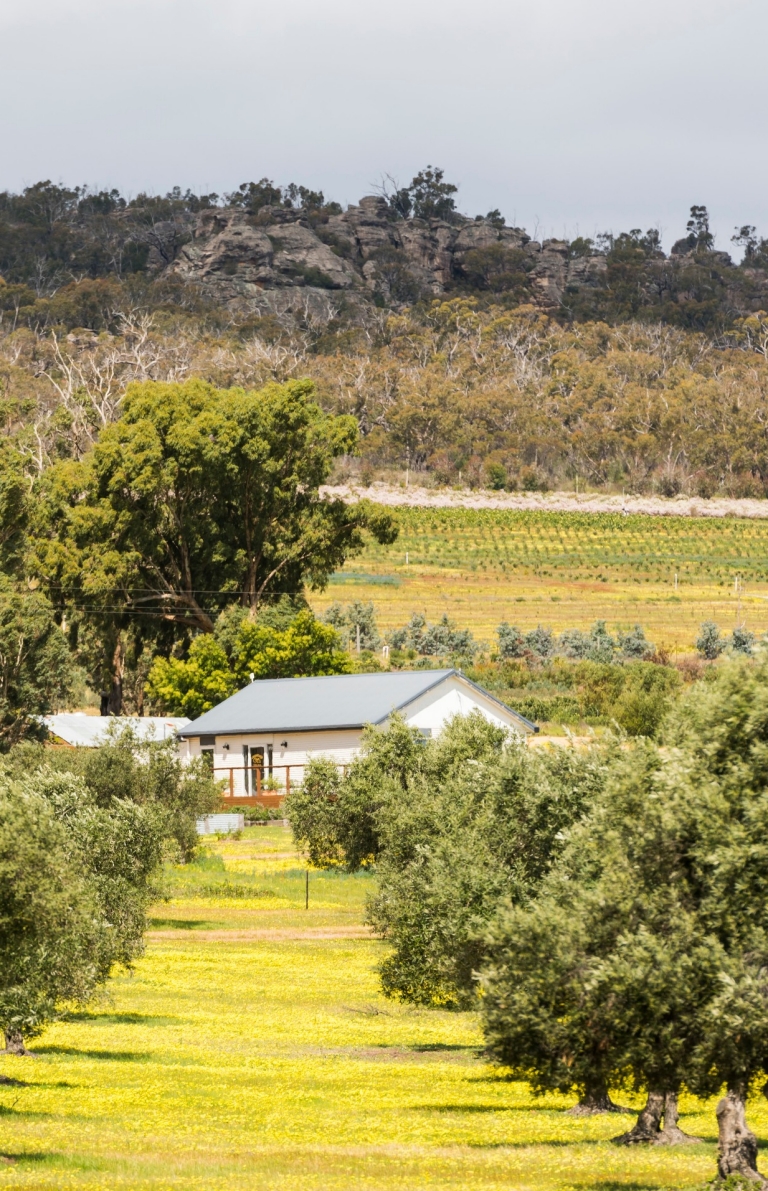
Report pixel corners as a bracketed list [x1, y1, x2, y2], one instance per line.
[617, 625, 654, 660]
[611, 663, 681, 737]
[513, 695, 581, 724]
[485, 462, 507, 490]
[497, 623, 526, 659]
[525, 626, 555, 661]
[696, 620, 724, 660]
[560, 622, 616, 663]
[389, 613, 477, 658]
[730, 626, 755, 655]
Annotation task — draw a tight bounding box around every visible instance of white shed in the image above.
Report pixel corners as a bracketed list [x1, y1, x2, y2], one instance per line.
[176, 669, 536, 800]
[44, 714, 190, 747]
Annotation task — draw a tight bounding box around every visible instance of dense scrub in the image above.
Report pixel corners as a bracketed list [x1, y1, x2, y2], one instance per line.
[5, 302, 768, 496]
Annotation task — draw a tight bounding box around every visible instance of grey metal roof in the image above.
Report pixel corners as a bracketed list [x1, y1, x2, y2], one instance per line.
[177, 669, 536, 737]
[44, 715, 190, 747]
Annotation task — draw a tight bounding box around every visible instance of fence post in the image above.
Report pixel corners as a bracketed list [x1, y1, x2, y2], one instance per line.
[286, 766, 290, 798]
[229, 768, 234, 798]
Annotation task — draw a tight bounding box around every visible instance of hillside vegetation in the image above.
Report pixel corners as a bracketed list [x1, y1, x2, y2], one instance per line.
[4, 300, 768, 497]
[4, 175, 768, 495]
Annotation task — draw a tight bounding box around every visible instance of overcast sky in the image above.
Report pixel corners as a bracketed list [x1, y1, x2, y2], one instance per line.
[1, 0, 765, 250]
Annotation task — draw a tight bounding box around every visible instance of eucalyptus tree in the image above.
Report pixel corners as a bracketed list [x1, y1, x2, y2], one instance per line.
[31, 377, 397, 709]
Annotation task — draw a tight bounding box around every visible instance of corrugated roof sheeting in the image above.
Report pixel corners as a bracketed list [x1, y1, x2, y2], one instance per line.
[178, 669, 535, 737]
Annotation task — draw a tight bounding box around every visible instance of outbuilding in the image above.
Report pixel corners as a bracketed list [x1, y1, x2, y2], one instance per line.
[44, 714, 190, 747]
[177, 668, 536, 799]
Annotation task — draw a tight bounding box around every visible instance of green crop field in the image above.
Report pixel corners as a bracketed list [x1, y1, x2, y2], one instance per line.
[312, 508, 768, 651]
[0, 825, 763, 1190]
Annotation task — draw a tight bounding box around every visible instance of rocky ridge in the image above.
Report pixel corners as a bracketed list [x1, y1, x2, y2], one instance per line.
[168, 195, 606, 317]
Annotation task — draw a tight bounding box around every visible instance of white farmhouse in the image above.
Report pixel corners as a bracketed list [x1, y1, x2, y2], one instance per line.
[177, 669, 536, 800]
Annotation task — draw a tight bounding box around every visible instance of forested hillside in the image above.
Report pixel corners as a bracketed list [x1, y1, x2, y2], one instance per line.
[4, 299, 768, 496]
[3, 171, 768, 495]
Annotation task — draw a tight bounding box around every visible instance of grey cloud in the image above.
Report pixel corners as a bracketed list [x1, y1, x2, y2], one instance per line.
[0, 0, 764, 249]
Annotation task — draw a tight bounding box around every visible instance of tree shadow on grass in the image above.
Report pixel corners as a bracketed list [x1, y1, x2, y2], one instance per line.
[575, 1184, 709, 1191]
[441, 1134, 611, 1150]
[359, 1043, 482, 1063]
[407, 1044, 482, 1054]
[1, 1152, 52, 1164]
[415, 1104, 614, 1133]
[63, 1012, 176, 1026]
[573, 1184, 674, 1191]
[34, 1045, 152, 1062]
[0, 1105, 50, 1120]
[147, 918, 216, 930]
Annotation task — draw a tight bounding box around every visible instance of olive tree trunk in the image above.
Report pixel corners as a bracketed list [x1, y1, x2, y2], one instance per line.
[613, 1090, 664, 1143]
[716, 1089, 766, 1185]
[656, 1092, 701, 1145]
[3, 1029, 30, 1055]
[569, 1081, 624, 1115]
[614, 1091, 703, 1145]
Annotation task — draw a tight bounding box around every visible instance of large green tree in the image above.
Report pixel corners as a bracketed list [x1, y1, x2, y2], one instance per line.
[31, 378, 397, 708]
[146, 606, 352, 718]
[0, 442, 73, 748]
[0, 582, 73, 749]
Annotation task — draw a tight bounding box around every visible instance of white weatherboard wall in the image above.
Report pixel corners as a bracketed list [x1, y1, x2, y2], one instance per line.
[397, 675, 521, 737]
[182, 729, 362, 795]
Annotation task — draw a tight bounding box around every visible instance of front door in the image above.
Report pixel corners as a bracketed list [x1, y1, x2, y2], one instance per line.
[242, 746, 265, 795]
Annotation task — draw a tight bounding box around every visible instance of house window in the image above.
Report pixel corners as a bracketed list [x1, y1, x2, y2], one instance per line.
[200, 735, 215, 770]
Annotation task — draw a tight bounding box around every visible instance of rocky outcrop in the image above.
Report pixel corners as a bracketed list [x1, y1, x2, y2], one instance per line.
[169, 195, 609, 317]
[173, 197, 768, 322]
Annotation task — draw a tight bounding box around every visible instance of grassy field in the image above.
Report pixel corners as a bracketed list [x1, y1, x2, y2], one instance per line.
[0, 825, 763, 1190]
[311, 508, 768, 651]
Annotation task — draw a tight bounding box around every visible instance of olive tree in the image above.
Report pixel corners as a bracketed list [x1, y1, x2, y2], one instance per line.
[0, 785, 105, 1053]
[287, 712, 608, 1021]
[482, 659, 768, 1178]
[0, 759, 168, 1053]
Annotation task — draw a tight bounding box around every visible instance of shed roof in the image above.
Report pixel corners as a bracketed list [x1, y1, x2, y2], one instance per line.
[177, 669, 535, 737]
[44, 714, 190, 748]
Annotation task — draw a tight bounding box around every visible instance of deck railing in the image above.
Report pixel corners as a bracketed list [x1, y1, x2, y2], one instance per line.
[210, 762, 347, 807]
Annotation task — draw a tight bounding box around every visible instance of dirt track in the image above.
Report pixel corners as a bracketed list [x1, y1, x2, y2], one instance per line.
[146, 925, 373, 942]
[322, 483, 768, 520]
